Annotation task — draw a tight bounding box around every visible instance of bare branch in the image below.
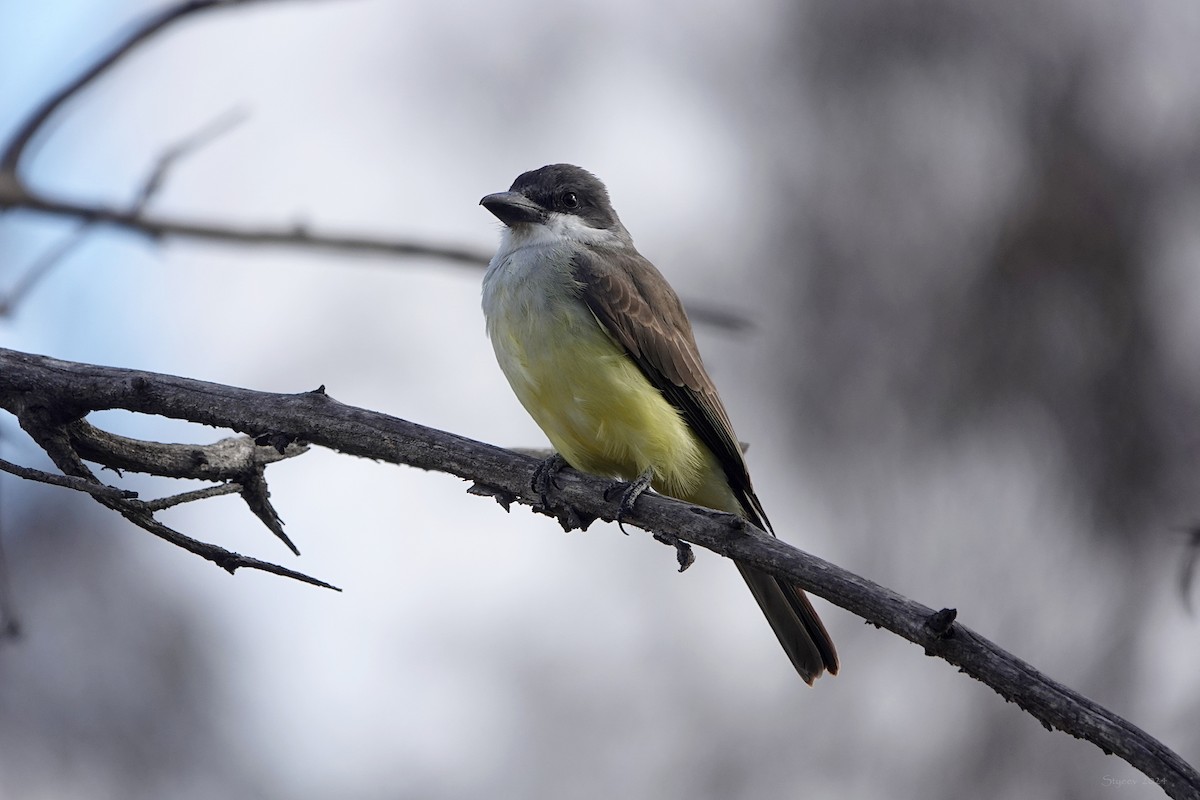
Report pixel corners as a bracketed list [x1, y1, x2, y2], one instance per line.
[1, 428, 298, 550]
[0, 0, 277, 177]
[235, 468, 297, 553]
[0, 185, 749, 329]
[0, 202, 751, 334]
[0, 4, 257, 318]
[0, 221, 91, 317]
[131, 107, 250, 210]
[4, 188, 507, 264]
[0, 455, 137, 502]
[66, 421, 303, 553]
[6, 385, 333, 590]
[1, 107, 250, 318]
[0, 187, 752, 328]
[0, 196, 751, 331]
[66, 421, 307, 480]
[0, 0, 752, 332]
[137, 481, 241, 512]
[0, 346, 1194, 797]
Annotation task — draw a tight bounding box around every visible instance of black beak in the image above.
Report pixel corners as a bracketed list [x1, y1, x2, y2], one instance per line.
[480, 191, 546, 226]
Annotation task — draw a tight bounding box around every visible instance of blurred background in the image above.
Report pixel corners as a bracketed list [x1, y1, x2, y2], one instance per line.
[2, 1, 1199, 798]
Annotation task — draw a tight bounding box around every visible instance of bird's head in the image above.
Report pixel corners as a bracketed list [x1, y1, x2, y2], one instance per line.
[481, 164, 628, 246]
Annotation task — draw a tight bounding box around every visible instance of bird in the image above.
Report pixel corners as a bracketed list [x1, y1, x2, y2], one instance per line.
[479, 163, 837, 683]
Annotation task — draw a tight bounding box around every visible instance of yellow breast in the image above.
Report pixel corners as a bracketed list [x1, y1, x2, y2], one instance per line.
[489, 295, 714, 500]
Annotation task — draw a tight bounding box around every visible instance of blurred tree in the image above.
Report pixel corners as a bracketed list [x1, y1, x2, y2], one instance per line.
[0, 494, 267, 799]
[746, 1, 1200, 797]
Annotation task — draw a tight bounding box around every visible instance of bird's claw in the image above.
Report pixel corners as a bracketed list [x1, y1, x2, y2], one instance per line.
[532, 453, 569, 507]
[605, 468, 654, 534]
[530, 454, 595, 532]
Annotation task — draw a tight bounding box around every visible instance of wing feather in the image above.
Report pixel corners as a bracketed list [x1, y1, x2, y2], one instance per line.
[572, 247, 839, 678]
[571, 249, 772, 532]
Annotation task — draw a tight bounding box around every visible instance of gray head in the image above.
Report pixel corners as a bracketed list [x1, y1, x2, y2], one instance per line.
[480, 164, 625, 233]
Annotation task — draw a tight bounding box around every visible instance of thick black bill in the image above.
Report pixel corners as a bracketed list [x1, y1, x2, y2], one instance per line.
[480, 191, 546, 226]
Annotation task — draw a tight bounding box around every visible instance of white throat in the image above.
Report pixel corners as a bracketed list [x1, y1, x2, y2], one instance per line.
[496, 212, 625, 259]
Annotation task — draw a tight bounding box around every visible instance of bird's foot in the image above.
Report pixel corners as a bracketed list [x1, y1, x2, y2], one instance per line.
[604, 467, 655, 534]
[530, 453, 595, 532]
[531, 452, 569, 508]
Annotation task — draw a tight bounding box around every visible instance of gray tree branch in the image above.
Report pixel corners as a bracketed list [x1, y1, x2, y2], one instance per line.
[0, 345, 1195, 798]
[6, 385, 325, 586]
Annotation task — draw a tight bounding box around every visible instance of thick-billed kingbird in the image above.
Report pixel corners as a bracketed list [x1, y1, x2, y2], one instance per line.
[480, 163, 838, 684]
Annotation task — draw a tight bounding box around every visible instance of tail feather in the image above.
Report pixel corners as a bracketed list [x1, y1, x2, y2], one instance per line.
[736, 563, 839, 684]
[671, 456, 838, 683]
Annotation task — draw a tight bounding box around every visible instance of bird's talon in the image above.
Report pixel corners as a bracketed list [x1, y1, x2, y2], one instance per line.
[532, 453, 569, 506]
[610, 468, 654, 533]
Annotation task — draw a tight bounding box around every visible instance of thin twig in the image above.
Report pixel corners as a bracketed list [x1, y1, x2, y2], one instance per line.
[0, 222, 92, 317]
[0, 108, 250, 318]
[113, 494, 337, 590]
[132, 106, 249, 209]
[0, 456, 137, 501]
[0, 0, 274, 176]
[9, 393, 336, 591]
[6, 189, 506, 264]
[67, 421, 303, 553]
[137, 481, 241, 512]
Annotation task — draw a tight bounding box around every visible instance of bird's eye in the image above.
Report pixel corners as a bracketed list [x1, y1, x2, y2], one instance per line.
[560, 191, 579, 209]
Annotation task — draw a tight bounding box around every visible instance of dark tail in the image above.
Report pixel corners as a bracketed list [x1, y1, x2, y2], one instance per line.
[736, 563, 839, 685]
[679, 457, 837, 683]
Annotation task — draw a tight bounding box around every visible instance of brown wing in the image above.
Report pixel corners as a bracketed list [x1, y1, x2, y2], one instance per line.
[570, 248, 772, 532]
[573, 247, 840, 680]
